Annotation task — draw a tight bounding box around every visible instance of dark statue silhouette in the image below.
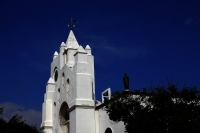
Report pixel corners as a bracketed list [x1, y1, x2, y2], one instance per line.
[123, 73, 129, 90]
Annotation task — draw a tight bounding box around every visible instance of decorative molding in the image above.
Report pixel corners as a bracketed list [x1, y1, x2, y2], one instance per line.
[68, 105, 95, 113]
[40, 126, 52, 131]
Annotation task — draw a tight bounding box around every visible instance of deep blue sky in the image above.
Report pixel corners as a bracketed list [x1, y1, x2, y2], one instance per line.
[0, 0, 200, 127]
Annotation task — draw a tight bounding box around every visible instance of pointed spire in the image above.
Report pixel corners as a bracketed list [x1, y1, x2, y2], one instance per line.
[66, 30, 79, 49]
[47, 77, 55, 85]
[53, 51, 58, 60]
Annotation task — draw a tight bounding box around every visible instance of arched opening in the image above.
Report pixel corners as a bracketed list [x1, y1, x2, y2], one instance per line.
[53, 67, 58, 82]
[105, 128, 113, 133]
[59, 102, 69, 133]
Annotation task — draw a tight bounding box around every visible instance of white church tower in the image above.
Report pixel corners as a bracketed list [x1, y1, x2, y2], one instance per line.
[41, 21, 126, 132]
[41, 29, 96, 133]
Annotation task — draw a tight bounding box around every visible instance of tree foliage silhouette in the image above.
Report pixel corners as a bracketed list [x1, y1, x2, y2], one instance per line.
[105, 84, 200, 133]
[0, 107, 40, 133]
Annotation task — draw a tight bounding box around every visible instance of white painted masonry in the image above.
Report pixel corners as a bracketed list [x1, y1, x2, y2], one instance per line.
[41, 30, 125, 133]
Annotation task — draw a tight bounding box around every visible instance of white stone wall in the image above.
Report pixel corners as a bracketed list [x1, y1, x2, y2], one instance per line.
[97, 108, 125, 133]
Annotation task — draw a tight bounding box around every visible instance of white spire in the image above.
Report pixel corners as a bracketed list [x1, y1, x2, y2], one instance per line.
[66, 30, 79, 49]
[47, 77, 55, 85]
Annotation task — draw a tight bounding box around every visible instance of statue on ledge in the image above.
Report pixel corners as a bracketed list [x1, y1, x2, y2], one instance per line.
[123, 73, 129, 90]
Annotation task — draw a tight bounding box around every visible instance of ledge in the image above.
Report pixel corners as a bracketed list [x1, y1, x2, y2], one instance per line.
[68, 105, 96, 113]
[40, 126, 52, 131]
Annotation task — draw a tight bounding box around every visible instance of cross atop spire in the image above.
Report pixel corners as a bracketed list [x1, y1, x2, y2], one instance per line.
[68, 18, 77, 30]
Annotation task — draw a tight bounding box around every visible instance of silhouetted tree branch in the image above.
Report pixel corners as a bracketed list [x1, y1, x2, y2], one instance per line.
[0, 107, 41, 133]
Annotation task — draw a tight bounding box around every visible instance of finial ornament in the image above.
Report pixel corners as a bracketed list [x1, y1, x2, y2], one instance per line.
[68, 18, 77, 30]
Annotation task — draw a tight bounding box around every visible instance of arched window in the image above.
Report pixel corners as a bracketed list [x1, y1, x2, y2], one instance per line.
[105, 128, 113, 133]
[53, 67, 58, 82]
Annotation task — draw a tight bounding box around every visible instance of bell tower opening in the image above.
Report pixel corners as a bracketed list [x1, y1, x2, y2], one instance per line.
[59, 102, 69, 133]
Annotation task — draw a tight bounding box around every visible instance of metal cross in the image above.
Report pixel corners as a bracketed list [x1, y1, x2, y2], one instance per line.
[68, 18, 77, 30]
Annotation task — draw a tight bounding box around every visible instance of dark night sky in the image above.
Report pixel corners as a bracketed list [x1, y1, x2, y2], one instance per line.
[0, 0, 200, 128]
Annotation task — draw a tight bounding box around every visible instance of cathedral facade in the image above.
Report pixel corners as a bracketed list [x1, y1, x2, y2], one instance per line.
[41, 30, 125, 133]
